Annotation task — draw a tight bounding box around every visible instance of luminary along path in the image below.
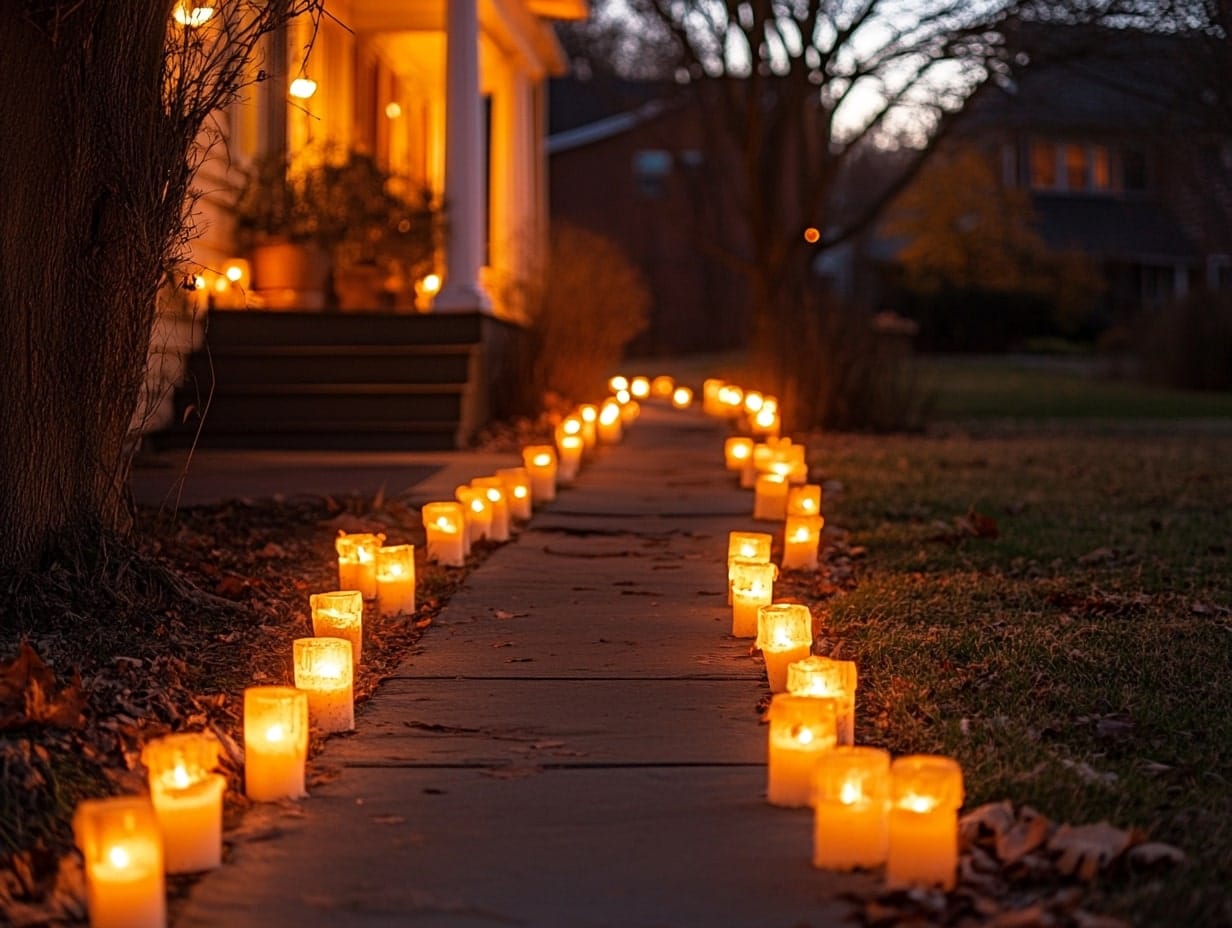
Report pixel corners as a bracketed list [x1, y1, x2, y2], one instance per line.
[812, 746, 891, 871]
[376, 545, 416, 617]
[335, 531, 383, 600]
[243, 686, 309, 801]
[755, 603, 813, 693]
[766, 694, 838, 808]
[786, 655, 858, 746]
[293, 637, 355, 733]
[73, 797, 165, 928]
[729, 559, 776, 638]
[309, 589, 364, 664]
[422, 501, 467, 566]
[141, 732, 226, 874]
[522, 445, 558, 503]
[886, 755, 964, 891]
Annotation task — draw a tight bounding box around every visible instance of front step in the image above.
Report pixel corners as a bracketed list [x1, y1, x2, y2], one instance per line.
[153, 309, 526, 451]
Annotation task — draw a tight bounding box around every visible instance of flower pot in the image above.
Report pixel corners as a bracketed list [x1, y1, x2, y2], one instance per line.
[251, 241, 329, 310]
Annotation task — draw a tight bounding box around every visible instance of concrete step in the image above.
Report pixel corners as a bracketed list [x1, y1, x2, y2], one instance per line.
[184, 344, 474, 386]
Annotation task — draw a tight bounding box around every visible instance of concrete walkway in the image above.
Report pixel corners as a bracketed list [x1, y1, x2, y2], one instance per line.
[175, 405, 869, 927]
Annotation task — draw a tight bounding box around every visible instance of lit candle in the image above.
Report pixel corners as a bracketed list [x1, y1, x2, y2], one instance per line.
[724, 437, 754, 472]
[557, 434, 584, 485]
[620, 397, 640, 425]
[782, 514, 823, 571]
[309, 589, 363, 664]
[455, 485, 492, 545]
[755, 603, 813, 693]
[421, 501, 466, 567]
[671, 385, 693, 409]
[472, 476, 511, 541]
[753, 473, 789, 521]
[702, 378, 725, 415]
[73, 797, 165, 928]
[812, 746, 891, 871]
[141, 732, 225, 874]
[597, 401, 623, 443]
[886, 755, 964, 890]
[766, 694, 838, 808]
[376, 545, 416, 616]
[752, 402, 780, 438]
[608, 375, 629, 393]
[335, 532, 383, 600]
[630, 376, 650, 399]
[729, 559, 776, 638]
[495, 467, 533, 521]
[522, 445, 558, 503]
[787, 484, 821, 516]
[718, 384, 744, 418]
[578, 405, 598, 450]
[293, 637, 355, 733]
[786, 655, 858, 745]
[243, 686, 309, 801]
[727, 531, 772, 603]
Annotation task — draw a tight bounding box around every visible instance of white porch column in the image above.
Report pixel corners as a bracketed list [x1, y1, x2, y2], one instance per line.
[434, 0, 491, 312]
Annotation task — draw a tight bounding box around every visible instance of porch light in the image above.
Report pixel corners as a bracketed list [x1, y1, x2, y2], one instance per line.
[289, 76, 318, 100]
[173, 3, 215, 27]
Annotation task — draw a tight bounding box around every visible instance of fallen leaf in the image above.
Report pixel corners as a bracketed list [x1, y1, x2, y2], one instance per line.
[1049, 822, 1132, 881]
[956, 506, 1000, 539]
[1125, 841, 1186, 869]
[0, 644, 86, 731]
[997, 807, 1052, 865]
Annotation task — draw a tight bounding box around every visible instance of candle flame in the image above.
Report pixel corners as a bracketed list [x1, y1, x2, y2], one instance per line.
[840, 780, 863, 804]
[599, 405, 620, 425]
[470, 499, 485, 514]
[533, 453, 551, 467]
[581, 406, 598, 423]
[434, 516, 458, 533]
[107, 845, 131, 869]
[609, 376, 629, 392]
[771, 629, 795, 649]
[616, 389, 632, 404]
[733, 445, 750, 460]
[744, 391, 764, 413]
[357, 547, 374, 564]
[755, 408, 778, 428]
[801, 499, 816, 512]
[388, 563, 404, 578]
[738, 542, 757, 558]
[631, 378, 650, 398]
[266, 723, 285, 743]
[791, 527, 811, 543]
[172, 763, 191, 789]
[485, 488, 504, 502]
[317, 659, 344, 680]
[513, 486, 528, 499]
[795, 726, 815, 746]
[901, 793, 937, 814]
[563, 419, 581, 435]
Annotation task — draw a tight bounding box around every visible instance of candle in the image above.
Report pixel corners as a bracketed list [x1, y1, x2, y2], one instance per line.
[597, 401, 623, 443]
[376, 544, 416, 616]
[620, 398, 640, 425]
[729, 559, 776, 638]
[766, 694, 838, 807]
[743, 390, 765, 415]
[495, 467, 533, 522]
[786, 655, 858, 745]
[335, 532, 383, 599]
[73, 797, 165, 928]
[753, 473, 789, 521]
[578, 405, 598, 449]
[727, 531, 772, 603]
[472, 477, 511, 541]
[293, 637, 355, 733]
[522, 445, 558, 503]
[630, 376, 651, 399]
[309, 589, 364, 663]
[141, 732, 225, 874]
[671, 385, 693, 409]
[649, 375, 672, 398]
[812, 746, 891, 870]
[608, 375, 629, 393]
[455, 485, 492, 545]
[756, 603, 814, 693]
[787, 484, 822, 516]
[421, 501, 466, 567]
[886, 755, 964, 890]
[243, 686, 308, 801]
[556, 434, 584, 485]
[724, 437, 754, 472]
[718, 384, 744, 418]
[702, 378, 725, 415]
[782, 514, 823, 571]
[752, 403, 780, 438]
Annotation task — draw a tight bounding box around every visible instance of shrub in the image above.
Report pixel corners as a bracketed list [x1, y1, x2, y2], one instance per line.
[1135, 289, 1232, 391]
[515, 223, 649, 409]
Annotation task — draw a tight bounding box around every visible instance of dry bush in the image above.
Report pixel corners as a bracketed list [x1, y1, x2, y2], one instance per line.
[1135, 290, 1232, 391]
[516, 223, 649, 408]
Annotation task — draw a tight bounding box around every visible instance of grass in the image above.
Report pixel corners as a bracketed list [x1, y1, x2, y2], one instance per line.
[811, 429, 1232, 926]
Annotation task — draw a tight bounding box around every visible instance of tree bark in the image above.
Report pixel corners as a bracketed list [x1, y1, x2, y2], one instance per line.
[0, 4, 172, 569]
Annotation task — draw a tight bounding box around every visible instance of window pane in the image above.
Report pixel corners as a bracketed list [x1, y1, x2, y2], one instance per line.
[1030, 141, 1056, 189]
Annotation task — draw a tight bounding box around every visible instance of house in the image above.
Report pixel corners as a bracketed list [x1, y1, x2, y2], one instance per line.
[547, 76, 750, 356]
[146, 0, 584, 450]
[952, 24, 1232, 323]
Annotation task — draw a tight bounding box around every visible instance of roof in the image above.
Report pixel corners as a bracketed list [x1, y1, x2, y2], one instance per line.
[548, 76, 683, 135]
[1031, 194, 1198, 260]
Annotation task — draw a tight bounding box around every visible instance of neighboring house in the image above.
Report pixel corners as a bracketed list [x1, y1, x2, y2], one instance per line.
[948, 26, 1231, 324]
[143, 0, 584, 449]
[547, 76, 750, 356]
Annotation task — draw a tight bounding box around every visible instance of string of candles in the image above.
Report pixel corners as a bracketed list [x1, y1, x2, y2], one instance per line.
[704, 374, 964, 891]
[68, 378, 665, 927]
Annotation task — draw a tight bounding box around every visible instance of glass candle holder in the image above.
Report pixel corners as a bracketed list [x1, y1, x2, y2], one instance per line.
[456, 485, 492, 545]
[724, 437, 754, 472]
[755, 603, 813, 693]
[522, 445, 558, 503]
[886, 755, 964, 890]
[73, 796, 165, 928]
[422, 501, 466, 566]
[786, 655, 858, 745]
[766, 694, 838, 807]
[293, 637, 355, 733]
[812, 746, 891, 870]
[376, 545, 416, 617]
[787, 484, 822, 517]
[141, 732, 225, 874]
[782, 514, 823, 571]
[729, 559, 776, 638]
[671, 386, 693, 408]
[557, 434, 584, 485]
[727, 531, 772, 604]
[309, 589, 364, 664]
[597, 401, 623, 443]
[335, 531, 383, 599]
[472, 476, 511, 541]
[651, 375, 675, 398]
[243, 686, 308, 801]
[753, 473, 789, 521]
[495, 467, 533, 521]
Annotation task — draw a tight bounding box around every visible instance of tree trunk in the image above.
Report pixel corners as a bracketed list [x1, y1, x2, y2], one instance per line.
[0, 5, 172, 569]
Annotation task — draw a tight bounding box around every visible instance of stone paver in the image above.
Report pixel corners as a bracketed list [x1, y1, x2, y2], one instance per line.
[174, 405, 867, 927]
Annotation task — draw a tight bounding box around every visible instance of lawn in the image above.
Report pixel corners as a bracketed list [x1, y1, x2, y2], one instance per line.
[811, 428, 1232, 926]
